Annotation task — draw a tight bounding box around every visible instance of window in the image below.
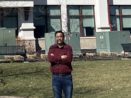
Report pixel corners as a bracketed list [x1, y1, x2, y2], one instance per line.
[33, 5, 61, 38]
[47, 6, 61, 32]
[67, 5, 95, 37]
[0, 8, 18, 28]
[110, 6, 131, 33]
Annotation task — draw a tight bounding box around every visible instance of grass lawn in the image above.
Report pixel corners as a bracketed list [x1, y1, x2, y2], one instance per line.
[0, 60, 131, 98]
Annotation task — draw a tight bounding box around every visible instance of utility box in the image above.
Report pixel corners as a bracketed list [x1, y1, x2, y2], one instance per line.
[96, 31, 131, 53]
[64, 32, 81, 56]
[0, 28, 16, 46]
[45, 32, 55, 54]
[45, 32, 81, 56]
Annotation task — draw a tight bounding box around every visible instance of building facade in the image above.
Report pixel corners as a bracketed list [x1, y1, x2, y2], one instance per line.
[0, 0, 131, 52]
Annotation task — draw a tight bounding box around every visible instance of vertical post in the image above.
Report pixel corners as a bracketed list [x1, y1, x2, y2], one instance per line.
[95, 0, 110, 32]
[107, 0, 112, 31]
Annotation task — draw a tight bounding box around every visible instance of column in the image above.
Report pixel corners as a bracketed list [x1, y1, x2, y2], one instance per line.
[95, 0, 110, 32]
[18, 7, 35, 39]
[60, 0, 68, 32]
[18, 7, 36, 52]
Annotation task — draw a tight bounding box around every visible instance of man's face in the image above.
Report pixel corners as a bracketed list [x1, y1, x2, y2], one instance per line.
[55, 32, 64, 45]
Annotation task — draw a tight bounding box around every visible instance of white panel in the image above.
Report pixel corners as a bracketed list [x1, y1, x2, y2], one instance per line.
[0, 1, 34, 7]
[67, 0, 95, 5]
[34, 0, 95, 5]
[122, 6, 131, 15]
[123, 17, 131, 28]
[112, 0, 131, 5]
[34, 0, 131, 5]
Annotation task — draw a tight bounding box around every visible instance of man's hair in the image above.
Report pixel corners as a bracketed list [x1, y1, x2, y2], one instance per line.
[55, 31, 65, 37]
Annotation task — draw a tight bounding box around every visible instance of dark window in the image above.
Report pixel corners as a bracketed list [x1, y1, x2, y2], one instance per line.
[110, 5, 131, 33]
[33, 5, 61, 38]
[0, 8, 18, 28]
[0, 8, 18, 37]
[67, 5, 95, 37]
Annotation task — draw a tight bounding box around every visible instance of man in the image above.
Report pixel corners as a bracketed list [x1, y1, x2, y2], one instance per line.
[48, 31, 73, 98]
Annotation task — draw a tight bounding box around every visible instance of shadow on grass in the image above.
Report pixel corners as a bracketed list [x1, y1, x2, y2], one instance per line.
[74, 86, 105, 95]
[0, 86, 53, 98]
[0, 67, 51, 78]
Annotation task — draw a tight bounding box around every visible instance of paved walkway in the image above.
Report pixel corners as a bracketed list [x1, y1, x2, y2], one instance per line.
[0, 96, 24, 98]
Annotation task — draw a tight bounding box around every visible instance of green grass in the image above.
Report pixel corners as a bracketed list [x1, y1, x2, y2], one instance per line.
[0, 60, 131, 98]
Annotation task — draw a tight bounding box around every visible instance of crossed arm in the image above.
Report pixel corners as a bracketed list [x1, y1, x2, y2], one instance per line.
[48, 47, 73, 64]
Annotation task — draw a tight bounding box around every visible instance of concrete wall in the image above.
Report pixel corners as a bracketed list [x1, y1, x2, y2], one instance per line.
[37, 37, 96, 51]
[18, 37, 96, 53]
[80, 37, 96, 49]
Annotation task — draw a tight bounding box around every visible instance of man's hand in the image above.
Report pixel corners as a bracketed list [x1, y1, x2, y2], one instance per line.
[61, 55, 68, 59]
[50, 53, 54, 56]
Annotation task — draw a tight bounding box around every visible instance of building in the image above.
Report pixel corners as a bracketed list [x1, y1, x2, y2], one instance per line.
[0, 0, 131, 53]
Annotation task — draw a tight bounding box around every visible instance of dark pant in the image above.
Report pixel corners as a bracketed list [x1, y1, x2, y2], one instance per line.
[52, 74, 73, 98]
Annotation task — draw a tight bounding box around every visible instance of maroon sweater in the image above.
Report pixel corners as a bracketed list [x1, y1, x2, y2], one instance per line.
[48, 43, 73, 74]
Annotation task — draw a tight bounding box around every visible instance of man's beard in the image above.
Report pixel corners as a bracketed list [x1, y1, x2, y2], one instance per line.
[57, 40, 64, 46]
